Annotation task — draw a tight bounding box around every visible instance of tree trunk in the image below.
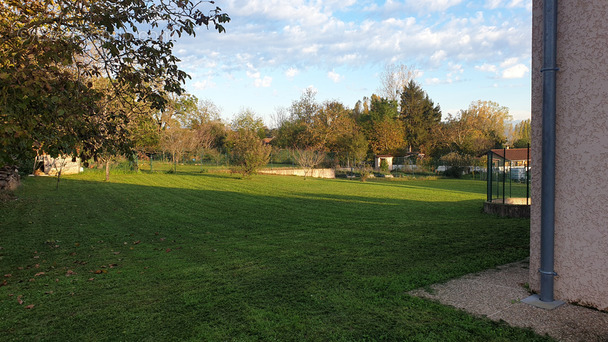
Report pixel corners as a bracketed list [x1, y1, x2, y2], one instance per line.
[105, 160, 110, 182]
[55, 169, 61, 190]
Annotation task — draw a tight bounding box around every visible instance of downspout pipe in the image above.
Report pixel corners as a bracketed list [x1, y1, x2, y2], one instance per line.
[539, 0, 558, 303]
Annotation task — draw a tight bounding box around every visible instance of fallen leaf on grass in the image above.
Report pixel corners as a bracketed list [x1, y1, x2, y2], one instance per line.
[4, 274, 11, 278]
[33, 256, 39, 259]
[160, 238, 166, 241]
[88, 278, 94, 281]
[113, 252, 120, 255]
[65, 270, 76, 277]
[165, 248, 171, 253]
[25, 304, 34, 309]
[34, 264, 40, 268]
[17, 267, 23, 270]
[1, 280, 7, 287]
[34, 272, 45, 277]
[44, 291, 53, 295]
[17, 296, 23, 305]
[133, 240, 141, 245]
[109, 264, 118, 268]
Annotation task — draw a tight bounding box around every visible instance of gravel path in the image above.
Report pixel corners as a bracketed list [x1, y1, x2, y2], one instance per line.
[408, 260, 608, 342]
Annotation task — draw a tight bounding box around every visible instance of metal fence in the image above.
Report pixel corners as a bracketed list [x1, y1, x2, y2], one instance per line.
[486, 146, 530, 204]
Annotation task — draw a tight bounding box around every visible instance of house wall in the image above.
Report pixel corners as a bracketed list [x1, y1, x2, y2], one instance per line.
[374, 156, 393, 171]
[39, 155, 81, 176]
[531, 0, 608, 311]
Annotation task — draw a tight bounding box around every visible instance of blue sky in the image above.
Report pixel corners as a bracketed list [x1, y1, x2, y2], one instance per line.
[174, 0, 532, 126]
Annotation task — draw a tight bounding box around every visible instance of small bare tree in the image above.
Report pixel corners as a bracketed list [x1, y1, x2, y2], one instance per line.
[290, 148, 326, 179]
[161, 127, 197, 172]
[377, 63, 417, 103]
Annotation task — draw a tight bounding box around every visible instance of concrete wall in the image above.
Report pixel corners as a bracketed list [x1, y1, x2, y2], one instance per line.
[531, 0, 608, 311]
[258, 168, 335, 179]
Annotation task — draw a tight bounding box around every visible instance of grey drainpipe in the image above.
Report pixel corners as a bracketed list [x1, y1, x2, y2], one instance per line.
[539, 0, 558, 303]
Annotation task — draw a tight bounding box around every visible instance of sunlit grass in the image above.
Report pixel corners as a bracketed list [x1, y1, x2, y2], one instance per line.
[0, 173, 549, 341]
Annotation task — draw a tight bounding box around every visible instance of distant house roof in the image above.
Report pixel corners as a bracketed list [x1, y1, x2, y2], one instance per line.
[490, 148, 529, 161]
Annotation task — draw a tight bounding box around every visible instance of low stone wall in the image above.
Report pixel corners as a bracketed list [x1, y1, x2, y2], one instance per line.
[258, 168, 335, 179]
[483, 199, 530, 218]
[0, 165, 20, 191]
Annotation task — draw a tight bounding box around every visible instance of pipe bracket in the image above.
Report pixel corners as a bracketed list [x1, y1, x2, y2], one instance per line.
[539, 269, 558, 276]
[540, 67, 560, 72]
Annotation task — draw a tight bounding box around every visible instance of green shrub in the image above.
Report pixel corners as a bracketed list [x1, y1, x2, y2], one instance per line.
[380, 159, 389, 173]
[444, 166, 465, 178]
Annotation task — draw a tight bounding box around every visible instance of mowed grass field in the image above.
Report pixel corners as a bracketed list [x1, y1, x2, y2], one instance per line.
[0, 172, 549, 341]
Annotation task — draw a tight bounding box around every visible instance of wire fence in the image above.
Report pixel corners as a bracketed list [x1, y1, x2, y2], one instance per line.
[81, 148, 521, 184]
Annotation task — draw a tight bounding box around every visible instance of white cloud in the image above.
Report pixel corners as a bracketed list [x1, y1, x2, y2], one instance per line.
[476, 63, 498, 73]
[285, 67, 299, 79]
[430, 50, 448, 65]
[327, 70, 343, 83]
[302, 44, 320, 54]
[408, 0, 463, 12]
[246, 70, 261, 79]
[254, 76, 273, 88]
[227, 0, 330, 27]
[500, 57, 519, 68]
[176, 1, 531, 77]
[502, 63, 529, 79]
[426, 77, 442, 85]
[370, 0, 463, 14]
[485, 0, 503, 9]
[245, 63, 272, 87]
[192, 79, 216, 90]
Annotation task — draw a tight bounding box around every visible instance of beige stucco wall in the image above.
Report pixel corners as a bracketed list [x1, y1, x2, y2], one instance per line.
[530, 0, 608, 311]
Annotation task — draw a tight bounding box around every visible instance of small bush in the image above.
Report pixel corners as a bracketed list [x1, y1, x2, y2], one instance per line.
[229, 129, 271, 177]
[444, 166, 465, 178]
[358, 165, 373, 182]
[380, 159, 389, 173]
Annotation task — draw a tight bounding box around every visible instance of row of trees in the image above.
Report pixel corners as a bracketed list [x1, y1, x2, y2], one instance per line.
[142, 75, 529, 177]
[268, 70, 528, 172]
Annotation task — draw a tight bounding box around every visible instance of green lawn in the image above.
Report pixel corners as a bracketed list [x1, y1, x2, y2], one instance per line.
[0, 172, 549, 341]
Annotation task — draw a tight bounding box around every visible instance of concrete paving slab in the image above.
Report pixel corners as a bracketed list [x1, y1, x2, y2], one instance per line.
[408, 260, 608, 342]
